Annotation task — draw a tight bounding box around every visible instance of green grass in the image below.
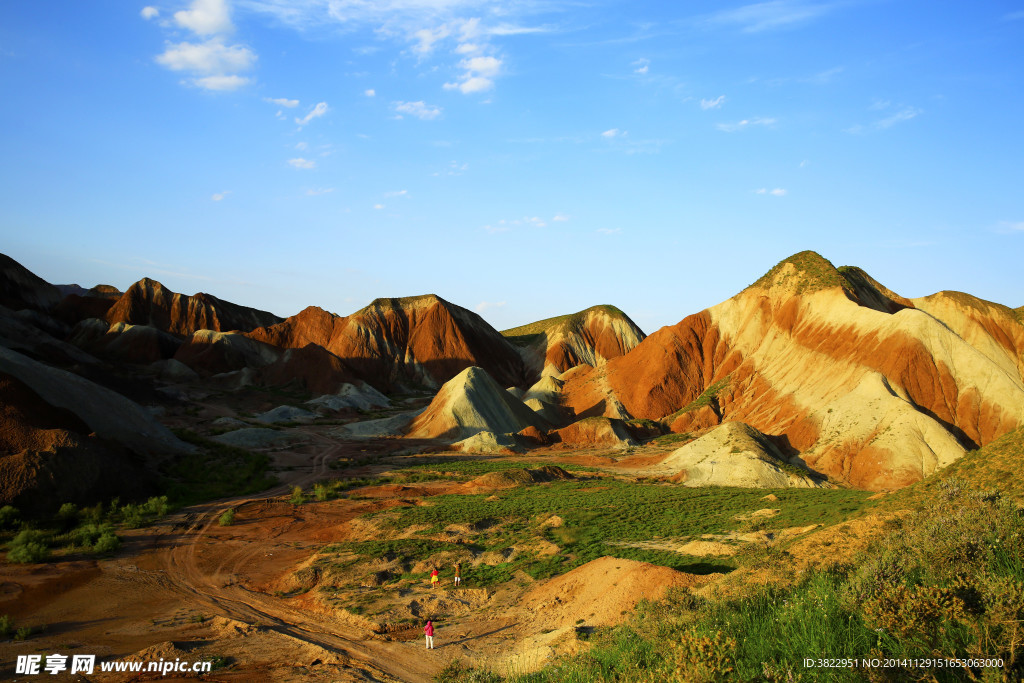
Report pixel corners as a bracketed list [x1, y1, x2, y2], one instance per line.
[164, 429, 278, 505]
[375, 479, 871, 578]
[441, 481, 1024, 683]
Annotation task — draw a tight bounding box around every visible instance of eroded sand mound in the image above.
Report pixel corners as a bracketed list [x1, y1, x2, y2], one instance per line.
[521, 557, 718, 630]
[452, 431, 524, 454]
[552, 416, 637, 449]
[465, 466, 573, 490]
[406, 366, 548, 441]
[645, 421, 823, 488]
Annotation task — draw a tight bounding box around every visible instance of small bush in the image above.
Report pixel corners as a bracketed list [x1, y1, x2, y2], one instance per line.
[7, 530, 49, 564]
[290, 486, 306, 505]
[14, 626, 32, 641]
[0, 614, 12, 637]
[218, 508, 236, 526]
[56, 503, 78, 528]
[92, 532, 121, 555]
[0, 506, 19, 529]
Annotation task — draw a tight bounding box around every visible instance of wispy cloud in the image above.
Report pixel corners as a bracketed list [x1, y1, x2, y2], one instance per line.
[394, 100, 442, 120]
[364, 88, 376, 97]
[1003, 10, 1024, 21]
[476, 300, 506, 313]
[716, 117, 776, 132]
[288, 158, 316, 169]
[296, 101, 328, 126]
[141, 6, 159, 20]
[265, 97, 299, 108]
[995, 221, 1024, 234]
[383, 189, 408, 197]
[755, 188, 787, 196]
[373, 203, 385, 209]
[553, 213, 569, 222]
[211, 190, 230, 201]
[846, 104, 922, 133]
[632, 58, 650, 74]
[601, 128, 624, 138]
[700, 95, 725, 110]
[704, 0, 839, 33]
[306, 187, 334, 196]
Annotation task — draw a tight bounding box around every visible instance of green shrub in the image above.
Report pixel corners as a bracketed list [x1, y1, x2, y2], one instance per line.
[56, 503, 78, 528]
[290, 486, 306, 505]
[7, 530, 49, 564]
[0, 614, 12, 637]
[92, 532, 121, 555]
[0, 506, 19, 529]
[218, 508, 236, 526]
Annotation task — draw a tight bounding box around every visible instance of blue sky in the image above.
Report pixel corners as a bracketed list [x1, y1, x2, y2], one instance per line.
[2, 1, 1022, 334]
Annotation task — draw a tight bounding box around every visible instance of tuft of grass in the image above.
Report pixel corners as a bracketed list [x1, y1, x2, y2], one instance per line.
[747, 250, 851, 296]
[218, 508, 236, 526]
[661, 375, 731, 423]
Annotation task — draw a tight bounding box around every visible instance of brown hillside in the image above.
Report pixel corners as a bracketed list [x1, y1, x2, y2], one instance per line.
[106, 278, 282, 336]
[250, 295, 526, 390]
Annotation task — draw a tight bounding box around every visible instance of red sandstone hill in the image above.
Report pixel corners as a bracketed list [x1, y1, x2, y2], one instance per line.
[248, 295, 527, 390]
[560, 251, 1024, 490]
[502, 305, 646, 381]
[105, 278, 282, 336]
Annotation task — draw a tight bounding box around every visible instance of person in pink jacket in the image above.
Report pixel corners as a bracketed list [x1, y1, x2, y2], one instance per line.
[424, 619, 435, 649]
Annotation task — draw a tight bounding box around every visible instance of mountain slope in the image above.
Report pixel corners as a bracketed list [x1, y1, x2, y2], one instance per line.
[249, 295, 527, 389]
[106, 278, 282, 336]
[564, 251, 1024, 490]
[503, 305, 646, 380]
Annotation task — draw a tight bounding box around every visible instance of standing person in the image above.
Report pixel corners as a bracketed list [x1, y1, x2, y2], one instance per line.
[430, 567, 439, 589]
[424, 619, 435, 649]
[454, 562, 462, 587]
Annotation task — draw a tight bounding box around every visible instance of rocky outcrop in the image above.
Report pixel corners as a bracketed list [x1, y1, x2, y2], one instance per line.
[566, 251, 1024, 490]
[642, 421, 823, 488]
[249, 295, 527, 390]
[503, 305, 645, 381]
[405, 366, 548, 441]
[106, 278, 282, 336]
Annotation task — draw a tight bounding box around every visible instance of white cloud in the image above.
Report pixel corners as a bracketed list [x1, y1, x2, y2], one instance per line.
[364, 88, 376, 97]
[771, 188, 787, 196]
[597, 228, 621, 235]
[456, 42, 481, 54]
[384, 189, 408, 197]
[475, 300, 506, 313]
[174, 0, 233, 36]
[755, 188, 786, 196]
[394, 100, 442, 120]
[716, 117, 776, 132]
[373, 203, 385, 209]
[799, 159, 809, 168]
[195, 74, 251, 90]
[288, 158, 316, 169]
[211, 190, 229, 201]
[141, 6, 159, 20]
[412, 25, 451, 56]
[704, 0, 837, 33]
[265, 97, 299, 108]
[443, 55, 502, 94]
[876, 106, 921, 129]
[700, 95, 725, 110]
[295, 141, 308, 150]
[552, 213, 569, 222]
[483, 224, 510, 233]
[632, 58, 649, 74]
[601, 128, 622, 138]
[296, 101, 329, 126]
[996, 221, 1024, 233]
[306, 187, 334, 196]
[156, 40, 255, 74]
